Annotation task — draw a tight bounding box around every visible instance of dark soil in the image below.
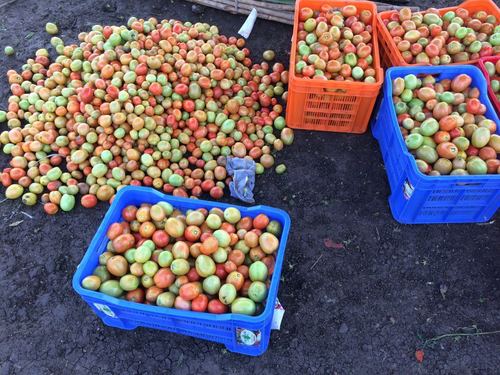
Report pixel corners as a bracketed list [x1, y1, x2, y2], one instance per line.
[0, 0, 499, 374]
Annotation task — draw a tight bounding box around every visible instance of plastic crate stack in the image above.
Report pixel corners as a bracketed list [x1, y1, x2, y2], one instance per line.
[371, 0, 500, 223]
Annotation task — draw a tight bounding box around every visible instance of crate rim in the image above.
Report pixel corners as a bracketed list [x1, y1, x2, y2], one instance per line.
[72, 185, 292, 325]
[383, 64, 500, 183]
[289, 0, 384, 89]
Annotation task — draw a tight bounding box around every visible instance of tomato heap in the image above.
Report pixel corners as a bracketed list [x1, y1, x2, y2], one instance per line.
[383, 7, 500, 65]
[295, 4, 378, 82]
[0, 17, 294, 213]
[81, 203, 281, 316]
[394, 73, 499, 175]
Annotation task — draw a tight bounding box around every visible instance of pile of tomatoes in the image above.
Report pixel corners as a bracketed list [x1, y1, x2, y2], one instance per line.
[0, 17, 294, 214]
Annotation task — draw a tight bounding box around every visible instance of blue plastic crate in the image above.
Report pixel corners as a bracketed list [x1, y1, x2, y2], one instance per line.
[372, 65, 500, 224]
[72, 186, 291, 356]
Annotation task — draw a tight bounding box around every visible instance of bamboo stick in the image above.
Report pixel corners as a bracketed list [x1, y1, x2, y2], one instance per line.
[190, 0, 293, 18]
[186, 0, 418, 25]
[188, 0, 294, 23]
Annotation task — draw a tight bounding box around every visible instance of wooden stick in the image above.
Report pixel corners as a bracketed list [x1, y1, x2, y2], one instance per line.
[192, 0, 293, 18]
[188, 0, 294, 23]
[187, 0, 418, 25]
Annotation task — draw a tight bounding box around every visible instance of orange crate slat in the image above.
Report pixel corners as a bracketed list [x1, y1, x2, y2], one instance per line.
[286, 0, 383, 133]
[376, 0, 500, 68]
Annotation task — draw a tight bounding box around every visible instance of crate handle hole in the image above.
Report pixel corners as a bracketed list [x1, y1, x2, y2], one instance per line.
[324, 88, 347, 94]
[456, 182, 482, 186]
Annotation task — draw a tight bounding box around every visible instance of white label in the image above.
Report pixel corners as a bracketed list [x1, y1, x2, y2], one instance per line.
[403, 179, 414, 200]
[271, 299, 285, 330]
[93, 303, 116, 318]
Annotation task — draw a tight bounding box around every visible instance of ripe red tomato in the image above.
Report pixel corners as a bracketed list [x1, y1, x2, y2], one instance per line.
[184, 225, 201, 242]
[207, 299, 228, 314]
[191, 294, 209, 312]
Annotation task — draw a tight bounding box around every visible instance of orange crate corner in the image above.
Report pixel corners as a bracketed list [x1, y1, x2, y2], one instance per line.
[286, 0, 383, 133]
[376, 0, 500, 68]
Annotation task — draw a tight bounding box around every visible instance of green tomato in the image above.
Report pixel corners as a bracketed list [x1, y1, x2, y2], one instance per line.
[203, 275, 221, 295]
[213, 229, 231, 247]
[93, 265, 110, 282]
[157, 292, 175, 307]
[171, 259, 190, 275]
[405, 133, 424, 150]
[82, 275, 102, 291]
[60, 194, 75, 212]
[124, 249, 136, 264]
[141, 274, 154, 288]
[416, 145, 438, 164]
[249, 261, 268, 282]
[4, 46, 15, 56]
[119, 274, 139, 291]
[206, 213, 222, 229]
[403, 74, 418, 90]
[219, 283, 237, 305]
[143, 260, 159, 277]
[45, 22, 59, 35]
[135, 246, 152, 264]
[420, 118, 439, 136]
[195, 254, 216, 277]
[212, 247, 228, 263]
[158, 250, 174, 267]
[248, 281, 268, 303]
[231, 297, 256, 315]
[223, 207, 241, 224]
[99, 280, 123, 297]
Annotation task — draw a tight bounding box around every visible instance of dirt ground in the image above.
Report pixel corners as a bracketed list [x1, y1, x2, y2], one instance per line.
[0, 0, 499, 374]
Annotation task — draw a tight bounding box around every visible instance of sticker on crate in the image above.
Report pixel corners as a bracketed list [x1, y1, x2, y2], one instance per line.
[236, 328, 262, 346]
[93, 303, 116, 318]
[403, 179, 414, 200]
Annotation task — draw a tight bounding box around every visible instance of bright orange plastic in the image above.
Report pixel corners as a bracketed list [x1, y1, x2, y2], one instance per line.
[377, 0, 500, 68]
[286, 0, 383, 133]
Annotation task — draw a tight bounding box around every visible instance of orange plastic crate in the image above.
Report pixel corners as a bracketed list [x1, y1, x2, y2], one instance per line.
[286, 0, 383, 133]
[377, 0, 500, 68]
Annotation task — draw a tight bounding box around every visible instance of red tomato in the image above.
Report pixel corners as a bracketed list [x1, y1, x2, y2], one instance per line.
[200, 236, 218, 255]
[149, 82, 163, 96]
[179, 282, 202, 301]
[81, 194, 98, 209]
[215, 264, 228, 279]
[184, 225, 201, 242]
[152, 230, 170, 248]
[112, 233, 135, 253]
[466, 98, 481, 114]
[302, 65, 315, 78]
[208, 299, 228, 314]
[107, 222, 124, 240]
[253, 214, 269, 229]
[126, 289, 145, 303]
[228, 250, 245, 266]
[187, 267, 201, 282]
[122, 205, 138, 222]
[299, 7, 314, 21]
[192, 294, 208, 312]
[226, 271, 245, 290]
[153, 268, 176, 288]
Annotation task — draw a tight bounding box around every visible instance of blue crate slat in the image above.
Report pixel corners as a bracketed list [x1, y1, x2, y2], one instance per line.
[372, 65, 500, 224]
[73, 186, 291, 356]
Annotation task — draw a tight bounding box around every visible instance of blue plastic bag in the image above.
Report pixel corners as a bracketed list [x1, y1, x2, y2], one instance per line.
[226, 157, 256, 203]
